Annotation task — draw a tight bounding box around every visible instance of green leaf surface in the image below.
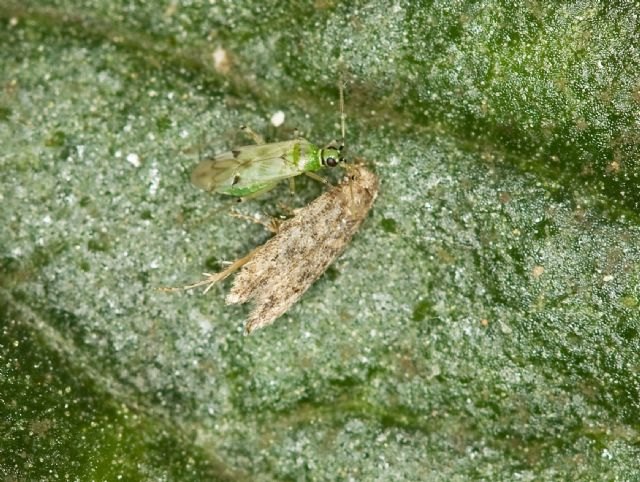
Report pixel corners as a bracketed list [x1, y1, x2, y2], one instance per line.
[1, 1, 639, 479]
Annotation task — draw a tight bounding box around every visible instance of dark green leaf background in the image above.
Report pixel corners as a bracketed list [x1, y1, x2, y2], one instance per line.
[1, 1, 639, 480]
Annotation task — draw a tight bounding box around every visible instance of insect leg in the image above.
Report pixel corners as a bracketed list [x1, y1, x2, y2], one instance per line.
[304, 171, 331, 186]
[228, 210, 281, 234]
[291, 128, 305, 140]
[234, 182, 279, 202]
[239, 125, 266, 145]
[185, 182, 276, 230]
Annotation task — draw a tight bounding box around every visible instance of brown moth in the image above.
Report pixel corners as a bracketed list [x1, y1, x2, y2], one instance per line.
[164, 164, 378, 334]
[229, 163, 379, 333]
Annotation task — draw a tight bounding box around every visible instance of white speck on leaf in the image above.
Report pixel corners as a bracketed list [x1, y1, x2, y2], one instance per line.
[213, 46, 230, 74]
[126, 153, 141, 167]
[270, 110, 285, 127]
[148, 164, 160, 196]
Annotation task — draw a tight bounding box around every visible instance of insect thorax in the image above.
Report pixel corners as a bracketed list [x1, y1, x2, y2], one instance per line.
[292, 141, 322, 173]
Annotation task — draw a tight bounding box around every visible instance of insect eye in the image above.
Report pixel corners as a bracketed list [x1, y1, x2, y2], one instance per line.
[326, 157, 337, 167]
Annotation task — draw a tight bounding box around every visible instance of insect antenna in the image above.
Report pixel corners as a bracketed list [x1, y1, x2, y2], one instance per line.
[339, 80, 346, 159]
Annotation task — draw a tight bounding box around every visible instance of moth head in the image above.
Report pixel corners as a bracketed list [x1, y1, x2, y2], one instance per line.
[322, 142, 346, 167]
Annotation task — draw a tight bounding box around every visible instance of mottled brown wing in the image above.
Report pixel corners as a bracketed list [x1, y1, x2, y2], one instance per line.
[226, 165, 379, 333]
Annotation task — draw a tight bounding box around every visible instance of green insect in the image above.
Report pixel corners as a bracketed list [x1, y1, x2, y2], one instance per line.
[190, 86, 347, 198]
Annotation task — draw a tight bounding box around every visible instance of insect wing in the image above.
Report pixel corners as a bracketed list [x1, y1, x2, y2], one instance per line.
[191, 152, 242, 191]
[226, 165, 380, 333]
[191, 140, 309, 192]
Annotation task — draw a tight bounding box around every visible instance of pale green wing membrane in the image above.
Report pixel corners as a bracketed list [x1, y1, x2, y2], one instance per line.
[191, 140, 313, 193]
